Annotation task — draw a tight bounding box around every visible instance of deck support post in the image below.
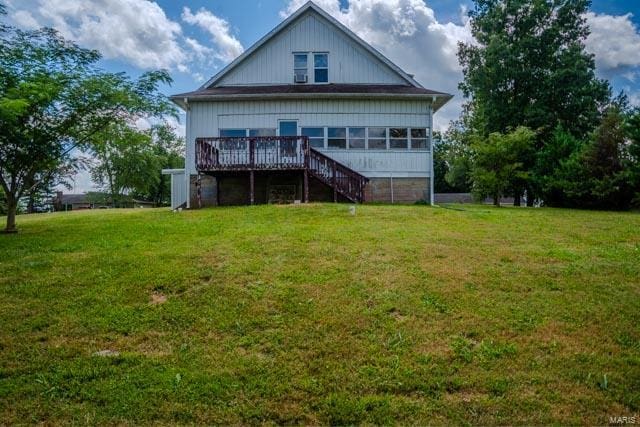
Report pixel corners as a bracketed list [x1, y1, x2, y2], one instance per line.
[249, 170, 255, 205]
[332, 161, 337, 203]
[197, 173, 202, 209]
[303, 169, 309, 203]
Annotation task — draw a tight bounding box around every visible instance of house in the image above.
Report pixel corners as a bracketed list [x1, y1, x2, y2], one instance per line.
[165, 1, 452, 209]
[51, 192, 155, 210]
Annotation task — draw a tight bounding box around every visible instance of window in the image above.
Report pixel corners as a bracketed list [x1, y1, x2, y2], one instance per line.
[389, 128, 408, 149]
[327, 127, 346, 149]
[410, 128, 428, 150]
[250, 128, 276, 149]
[368, 127, 387, 149]
[314, 53, 328, 83]
[302, 127, 324, 149]
[279, 121, 298, 136]
[219, 129, 246, 149]
[249, 128, 276, 137]
[348, 127, 365, 149]
[294, 53, 308, 83]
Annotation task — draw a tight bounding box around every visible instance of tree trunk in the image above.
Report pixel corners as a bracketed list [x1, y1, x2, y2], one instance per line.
[493, 195, 500, 206]
[27, 191, 35, 214]
[4, 196, 18, 233]
[513, 192, 521, 206]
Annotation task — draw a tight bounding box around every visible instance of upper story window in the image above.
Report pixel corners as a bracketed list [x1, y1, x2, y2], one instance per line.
[314, 53, 328, 83]
[294, 53, 308, 83]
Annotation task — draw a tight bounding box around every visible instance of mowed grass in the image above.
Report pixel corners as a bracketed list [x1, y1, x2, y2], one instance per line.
[0, 204, 639, 425]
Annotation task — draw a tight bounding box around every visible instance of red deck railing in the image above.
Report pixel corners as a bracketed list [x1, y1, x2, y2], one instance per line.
[195, 136, 368, 202]
[196, 136, 307, 170]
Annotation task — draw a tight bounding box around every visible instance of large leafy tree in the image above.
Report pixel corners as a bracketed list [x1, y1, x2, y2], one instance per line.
[457, 0, 611, 204]
[0, 11, 173, 232]
[89, 123, 183, 206]
[470, 127, 536, 205]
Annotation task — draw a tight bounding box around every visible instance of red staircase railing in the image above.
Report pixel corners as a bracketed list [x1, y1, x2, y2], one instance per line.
[306, 147, 368, 203]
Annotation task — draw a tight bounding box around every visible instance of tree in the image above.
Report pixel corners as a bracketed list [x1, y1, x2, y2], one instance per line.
[0, 15, 173, 232]
[546, 109, 634, 209]
[143, 124, 185, 206]
[89, 123, 184, 206]
[470, 127, 536, 205]
[90, 124, 160, 207]
[457, 0, 611, 204]
[625, 108, 640, 206]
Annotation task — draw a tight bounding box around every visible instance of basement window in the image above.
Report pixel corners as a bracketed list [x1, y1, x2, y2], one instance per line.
[314, 53, 328, 83]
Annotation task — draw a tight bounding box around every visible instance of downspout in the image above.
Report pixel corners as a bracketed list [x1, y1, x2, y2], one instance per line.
[184, 97, 191, 209]
[429, 99, 435, 206]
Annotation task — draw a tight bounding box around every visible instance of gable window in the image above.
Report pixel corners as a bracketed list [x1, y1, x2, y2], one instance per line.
[368, 127, 387, 149]
[389, 128, 408, 149]
[302, 127, 325, 149]
[314, 53, 328, 83]
[327, 127, 346, 149]
[294, 53, 308, 83]
[410, 128, 428, 150]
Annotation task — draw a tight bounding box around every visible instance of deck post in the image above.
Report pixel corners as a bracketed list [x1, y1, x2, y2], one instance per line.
[303, 169, 309, 203]
[249, 170, 255, 205]
[332, 161, 337, 203]
[197, 173, 202, 209]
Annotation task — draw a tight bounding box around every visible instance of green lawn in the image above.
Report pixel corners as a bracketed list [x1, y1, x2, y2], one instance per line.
[1, 204, 639, 424]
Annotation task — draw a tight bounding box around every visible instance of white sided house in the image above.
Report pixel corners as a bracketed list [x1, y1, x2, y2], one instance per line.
[166, 1, 452, 208]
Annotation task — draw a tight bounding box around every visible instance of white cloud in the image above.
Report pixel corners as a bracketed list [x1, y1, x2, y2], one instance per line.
[282, 0, 472, 129]
[585, 12, 640, 72]
[12, 10, 39, 29]
[182, 7, 244, 63]
[10, 0, 187, 71]
[185, 37, 213, 60]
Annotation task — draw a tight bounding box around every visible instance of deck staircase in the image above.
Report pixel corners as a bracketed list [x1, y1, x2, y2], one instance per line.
[196, 136, 368, 203]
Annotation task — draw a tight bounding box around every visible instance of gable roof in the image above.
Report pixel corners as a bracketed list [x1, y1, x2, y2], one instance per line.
[200, 1, 422, 89]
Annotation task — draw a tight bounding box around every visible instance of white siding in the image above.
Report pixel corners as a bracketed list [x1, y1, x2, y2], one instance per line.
[185, 99, 432, 178]
[217, 12, 406, 86]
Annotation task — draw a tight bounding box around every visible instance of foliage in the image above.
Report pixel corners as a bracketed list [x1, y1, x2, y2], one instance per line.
[454, 0, 612, 206]
[625, 108, 640, 206]
[458, 0, 610, 139]
[433, 132, 467, 193]
[0, 204, 639, 424]
[470, 127, 536, 205]
[541, 108, 639, 209]
[89, 123, 184, 206]
[0, 18, 174, 232]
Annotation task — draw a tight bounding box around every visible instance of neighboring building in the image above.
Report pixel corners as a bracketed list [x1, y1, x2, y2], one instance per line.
[52, 193, 95, 211]
[165, 1, 452, 209]
[51, 192, 155, 211]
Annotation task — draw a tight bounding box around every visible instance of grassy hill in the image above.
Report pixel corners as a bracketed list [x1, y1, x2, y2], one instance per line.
[1, 204, 639, 424]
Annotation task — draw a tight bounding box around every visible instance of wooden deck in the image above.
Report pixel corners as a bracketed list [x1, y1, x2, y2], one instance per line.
[195, 136, 368, 203]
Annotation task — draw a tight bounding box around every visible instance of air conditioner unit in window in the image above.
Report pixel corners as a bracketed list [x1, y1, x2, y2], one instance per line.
[294, 74, 308, 83]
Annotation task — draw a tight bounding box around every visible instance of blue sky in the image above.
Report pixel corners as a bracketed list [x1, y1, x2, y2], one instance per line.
[4, 0, 640, 191]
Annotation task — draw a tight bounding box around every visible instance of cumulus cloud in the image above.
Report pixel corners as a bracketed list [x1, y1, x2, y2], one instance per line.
[24, 0, 187, 70]
[182, 7, 244, 63]
[282, 0, 472, 129]
[585, 12, 640, 73]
